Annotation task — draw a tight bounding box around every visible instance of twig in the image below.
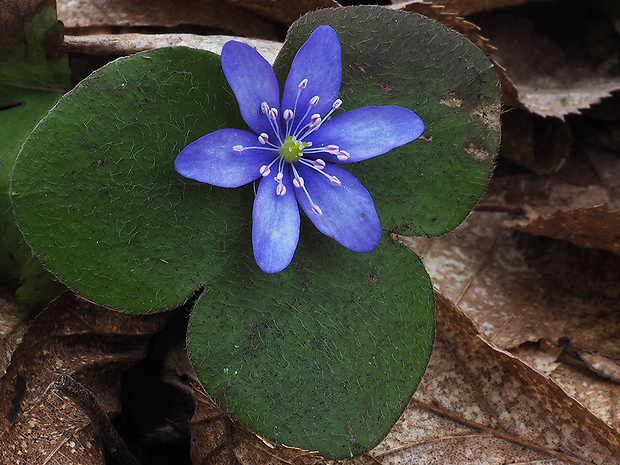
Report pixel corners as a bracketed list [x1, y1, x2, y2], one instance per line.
[54, 374, 141, 465]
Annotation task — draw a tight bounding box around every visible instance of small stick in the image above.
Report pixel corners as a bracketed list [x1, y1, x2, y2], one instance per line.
[474, 202, 526, 215]
[54, 374, 141, 465]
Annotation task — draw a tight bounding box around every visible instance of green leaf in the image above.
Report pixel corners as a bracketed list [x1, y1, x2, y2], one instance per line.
[12, 47, 249, 312]
[188, 229, 433, 458]
[0, 0, 70, 306]
[274, 6, 500, 236]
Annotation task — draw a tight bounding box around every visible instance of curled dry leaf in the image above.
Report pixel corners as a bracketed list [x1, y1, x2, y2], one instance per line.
[57, 0, 279, 40]
[0, 291, 171, 464]
[471, 6, 620, 119]
[64, 33, 283, 65]
[400, 183, 620, 431]
[371, 292, 620, 464]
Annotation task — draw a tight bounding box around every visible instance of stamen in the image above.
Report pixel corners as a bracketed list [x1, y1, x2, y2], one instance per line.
[283, 109, 294, 121]
[293, 176, 304, 188]
[309, 96, 319, 107]
[276, 183, 286, 196]
[233, 145, 244, 152]
[312, 159, 325, 169]
[260, 165, 271, 177]
[310, 114, 321, 125]
[337, 150, 350, 161]
[332, 99, 342, 110]
[269, 108, 278, 120]
[258, 133, 269, 144]
[261, 102, 269, 114]
[274, 172, 283, 182]
[326, 145, 339, 154]
[330, 176, 341, 186]
[298, 79, 308, 90]
[312, 204, 322, 215]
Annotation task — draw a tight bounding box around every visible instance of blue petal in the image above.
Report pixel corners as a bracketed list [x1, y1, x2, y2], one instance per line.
[293, 163, 380, 252]
[305, 106, 425, 163]
[253, 169, 300, 273]
[281, 26, 341, 135]
[221, 41, 281, 139]
[175, 129, 276, 188]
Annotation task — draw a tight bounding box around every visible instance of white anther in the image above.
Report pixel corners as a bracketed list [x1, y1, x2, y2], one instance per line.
[298, 79, 308, 90]
[260, 165, 271, 177]
[310, 114, 321, 125]
[311, 204, 322, 215]
[261, 102, 269, 114]
[309, 96, 319, 107]
[274, 172, 283, 182]
[283, 109, 294, 121]
[258, 133, 269, 144]
[332, 99, 342, 110]
[293, 176, 304, 188]
[326, 145, 339, 154]
[337, 150, 350, 161]
[233, 145, 244, 152]
[330, 176, 341, 186]
[269, 108, 278, 120]
[312, 159, 326, 169]
[276, 183, 286, 196]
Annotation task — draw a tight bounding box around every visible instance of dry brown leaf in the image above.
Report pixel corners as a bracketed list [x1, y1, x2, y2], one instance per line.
[57, 0, 279, 40]
[500, 108, 572, 174]
[0, 291, 171, 464]
[221, 0, 341, 26]
[63, 33, 283, 65]
[0, 288, 33, 377]
[470, 7, 620, 118]
[371, 292, 620, 464]
[399, 184, 620, 431]
[499, 140, 620, 254]
[392, 0, 550, 16]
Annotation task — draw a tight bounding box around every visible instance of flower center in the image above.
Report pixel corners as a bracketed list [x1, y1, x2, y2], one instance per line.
[279, 136, 311, 163]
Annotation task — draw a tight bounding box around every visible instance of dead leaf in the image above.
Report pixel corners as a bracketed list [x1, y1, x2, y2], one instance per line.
[470, 6, 620, 118]
[0, 289, 33, 377]
[370, 292, 620, 464]
[392, 0, 550, 16]
[0, 291, 171, 464]
[559, 337, 620, 383]
[221, 0, 341, 26]
[500, 108, 572, 174]
[64, 33, 283, 65]
[56, 0, 279, 40]
[399, 184, 620, 431]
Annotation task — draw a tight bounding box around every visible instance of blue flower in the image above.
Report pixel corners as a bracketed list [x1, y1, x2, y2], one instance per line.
[175, 26, 424, 273]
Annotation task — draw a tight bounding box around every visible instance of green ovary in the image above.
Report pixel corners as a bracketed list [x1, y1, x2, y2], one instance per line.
[279, 136, 311, 163]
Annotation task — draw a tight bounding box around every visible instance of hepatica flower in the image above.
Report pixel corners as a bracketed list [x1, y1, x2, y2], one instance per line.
[175, 26, 424, 273]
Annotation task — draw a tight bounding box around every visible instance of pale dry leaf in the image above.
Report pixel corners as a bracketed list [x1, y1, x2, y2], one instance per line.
[0, 291, 171, 464]
[399, 184, 620, 431]
[64, 33, 283, 65]
[371, 292, 620, 464]
[471, 8, 620, 118]
[57, 0, 279, 40]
